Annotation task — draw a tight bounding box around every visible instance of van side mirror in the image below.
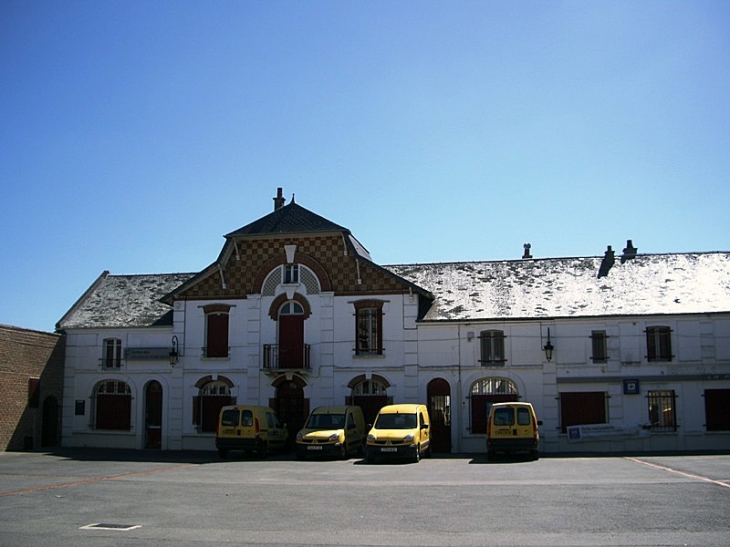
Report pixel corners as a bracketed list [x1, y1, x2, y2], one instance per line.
[422, 423, 429, 429]
[537, 420, 543, 426]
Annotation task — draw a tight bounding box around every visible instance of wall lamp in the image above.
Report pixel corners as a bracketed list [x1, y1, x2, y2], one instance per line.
[169, 335, 179, 366]
[543, 328, 555, 362]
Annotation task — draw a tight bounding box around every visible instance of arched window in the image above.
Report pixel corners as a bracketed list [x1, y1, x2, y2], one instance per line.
[94, 380, 132, 430]
[469, 378, 519, 434]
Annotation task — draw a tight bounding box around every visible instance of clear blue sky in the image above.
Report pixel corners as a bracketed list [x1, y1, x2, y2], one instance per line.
[2, 1, 729, 333]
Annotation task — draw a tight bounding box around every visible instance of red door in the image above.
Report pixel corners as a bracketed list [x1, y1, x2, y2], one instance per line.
[279, 314, 304, 369]
[145, 381, 163, 449]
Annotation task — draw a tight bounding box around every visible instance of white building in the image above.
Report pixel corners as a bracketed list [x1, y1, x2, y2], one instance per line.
[57, 189, 730, 454]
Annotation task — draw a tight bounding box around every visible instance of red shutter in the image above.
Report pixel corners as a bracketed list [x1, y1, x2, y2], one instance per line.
[207, 314, 229, 357]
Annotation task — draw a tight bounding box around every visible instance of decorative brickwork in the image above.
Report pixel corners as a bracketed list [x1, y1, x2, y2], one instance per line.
[0, 326, 64, 451]
[177, 235, 412, 301]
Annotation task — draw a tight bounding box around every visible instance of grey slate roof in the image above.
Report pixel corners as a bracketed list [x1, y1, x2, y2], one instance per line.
[226, 200, 348, 237]
[57, 272, 195, 330]
[60, 253, 730, 330]
[385, 252, 730, 321]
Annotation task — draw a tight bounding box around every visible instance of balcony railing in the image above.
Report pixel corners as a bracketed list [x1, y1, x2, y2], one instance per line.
[263, 344, 311, 371]
[99, 358, 124, 370]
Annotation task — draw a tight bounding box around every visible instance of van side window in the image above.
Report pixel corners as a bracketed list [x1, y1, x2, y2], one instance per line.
[266, 412, 276, 428]
[419, 412, 426, 428]
[494, 408, 514, 426]
[517, 407, 531, 426]
[347, 413, 356, 429]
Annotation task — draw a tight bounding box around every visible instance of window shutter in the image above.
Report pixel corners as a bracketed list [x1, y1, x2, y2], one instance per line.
[192, 396, 200, 425]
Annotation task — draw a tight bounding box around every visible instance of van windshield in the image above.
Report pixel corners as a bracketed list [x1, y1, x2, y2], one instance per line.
[375, 413, 417, 429]
[306, 413, 345, 429]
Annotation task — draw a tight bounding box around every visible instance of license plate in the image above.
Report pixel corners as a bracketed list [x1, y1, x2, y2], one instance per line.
[380, 447, 398, 453]
[307, 445, 323, 450]
[497, 429, 511, 435]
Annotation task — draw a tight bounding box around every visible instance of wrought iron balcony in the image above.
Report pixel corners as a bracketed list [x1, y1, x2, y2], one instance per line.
[263, 344, 311, 371]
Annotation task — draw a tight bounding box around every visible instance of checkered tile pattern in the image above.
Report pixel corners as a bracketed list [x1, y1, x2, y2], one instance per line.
[179, 235, 408, 300]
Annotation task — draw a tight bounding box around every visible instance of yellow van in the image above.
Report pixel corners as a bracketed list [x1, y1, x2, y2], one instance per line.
[365, 403, 431, 463]
[295, 406, 366, 460]
[486, 402, 542, 461]
[216, 405, 288, 458]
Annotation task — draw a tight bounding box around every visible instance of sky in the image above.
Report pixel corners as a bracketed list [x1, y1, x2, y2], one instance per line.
[1, 1, 729, 333]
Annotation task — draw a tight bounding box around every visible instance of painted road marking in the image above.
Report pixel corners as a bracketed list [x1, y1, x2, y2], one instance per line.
[625, 457, 730, 489]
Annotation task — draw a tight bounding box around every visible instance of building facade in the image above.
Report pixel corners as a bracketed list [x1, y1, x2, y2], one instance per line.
[0, 325, 64, 451]
[57, 190, 730, 453]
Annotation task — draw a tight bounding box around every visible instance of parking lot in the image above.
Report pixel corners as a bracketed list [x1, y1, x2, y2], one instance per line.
[1, 448, 729, 546]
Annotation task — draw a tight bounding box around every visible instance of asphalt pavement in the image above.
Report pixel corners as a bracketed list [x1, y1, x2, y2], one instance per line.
[1, 448, 729, 546]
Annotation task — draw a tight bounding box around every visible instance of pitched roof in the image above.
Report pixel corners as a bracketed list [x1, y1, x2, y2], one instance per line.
[57, 272, 195, 330]
[226, 200, 348, 237]
[385, 252, 730, 321]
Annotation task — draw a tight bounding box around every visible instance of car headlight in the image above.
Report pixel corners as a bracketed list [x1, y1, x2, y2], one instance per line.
[367, 434, 376, 443]
[328, 433, 341, 442]
[403, 434, 414, 443]
[296, 432, 303, 441]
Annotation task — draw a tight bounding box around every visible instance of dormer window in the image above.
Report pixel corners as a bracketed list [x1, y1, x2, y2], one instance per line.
[284, 264, 299, 284]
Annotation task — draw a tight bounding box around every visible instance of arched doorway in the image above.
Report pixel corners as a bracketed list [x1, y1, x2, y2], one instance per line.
[273, 377, 308, 442]
[145, 381, 163, 449]
[41, 396, 59, 447]
[428, 378, 451, 453]
[469, 378, 520, 434]
[349, 375, 391, 427]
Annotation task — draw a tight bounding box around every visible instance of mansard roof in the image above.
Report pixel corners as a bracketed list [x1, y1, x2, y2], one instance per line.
[56, 271, 195, 330]
[226, 199, 348, 238]
[386, 252, 730, 322]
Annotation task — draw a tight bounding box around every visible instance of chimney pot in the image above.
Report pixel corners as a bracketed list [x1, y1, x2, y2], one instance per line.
[273, 187, 285, 210]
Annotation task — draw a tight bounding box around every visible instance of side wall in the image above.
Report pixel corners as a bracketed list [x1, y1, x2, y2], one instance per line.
[0, 325, 65, 451]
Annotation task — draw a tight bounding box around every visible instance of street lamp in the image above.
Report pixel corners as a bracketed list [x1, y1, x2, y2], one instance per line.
[543, 328, 554, 362]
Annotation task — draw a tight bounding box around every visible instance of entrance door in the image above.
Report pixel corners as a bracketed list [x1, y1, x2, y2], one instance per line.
[275, 380, 308, 443]
[145, 381, 163, 449]
[428, 378, 452, 454]
[41, 396, 59, 447]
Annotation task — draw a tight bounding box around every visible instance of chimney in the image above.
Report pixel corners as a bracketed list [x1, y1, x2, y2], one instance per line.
[522, 243, 532, 259]
[597, 245, 615, 278]
[273, 187, 285, 211]
[621, 239, 638, 263]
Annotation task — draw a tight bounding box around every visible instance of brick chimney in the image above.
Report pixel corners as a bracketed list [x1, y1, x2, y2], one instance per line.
[273, 187, 285, 210]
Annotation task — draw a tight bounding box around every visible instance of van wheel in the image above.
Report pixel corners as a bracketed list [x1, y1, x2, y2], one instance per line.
[531, 450, 540, 461]
[259, 442, 268, 458]
[413, 444, 421, 463]
[366, 452, 376, 464]
[340, 444, 348, 460]
[486, 450, 496, 461]
[218, 449, 228, 459]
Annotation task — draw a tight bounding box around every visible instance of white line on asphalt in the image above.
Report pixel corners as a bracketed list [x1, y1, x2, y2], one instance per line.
[624, 457, 730, 489]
